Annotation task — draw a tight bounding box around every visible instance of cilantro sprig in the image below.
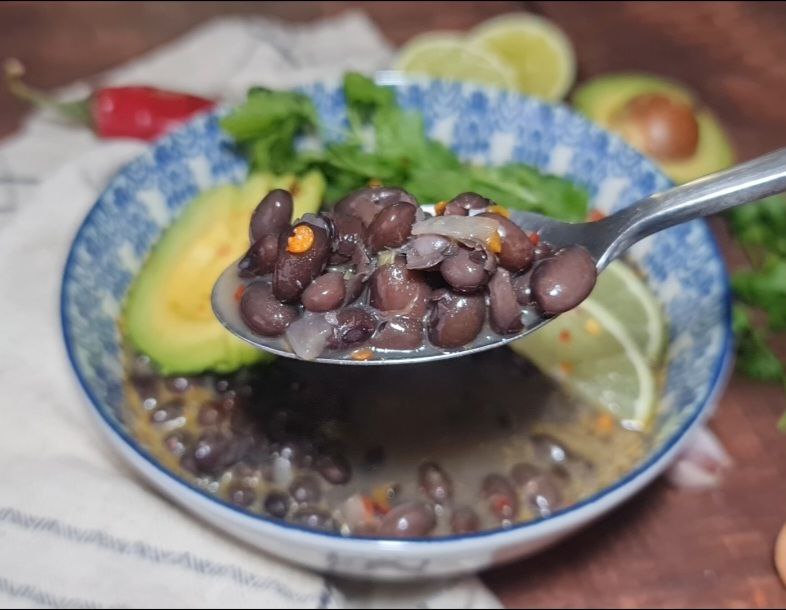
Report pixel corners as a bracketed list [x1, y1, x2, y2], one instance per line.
[728, 195, 786, 430]
[220, 73, 589, 221]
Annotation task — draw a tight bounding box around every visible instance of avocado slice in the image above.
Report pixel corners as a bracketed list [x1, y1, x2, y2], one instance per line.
[572, 73, 734, 184]
[123, 170, 326, 375]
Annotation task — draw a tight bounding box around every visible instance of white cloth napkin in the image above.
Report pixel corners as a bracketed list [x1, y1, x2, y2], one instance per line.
[0, 13, 501, 610]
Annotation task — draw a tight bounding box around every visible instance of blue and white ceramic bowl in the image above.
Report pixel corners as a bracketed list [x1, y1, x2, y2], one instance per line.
[61, 78, 733, 580]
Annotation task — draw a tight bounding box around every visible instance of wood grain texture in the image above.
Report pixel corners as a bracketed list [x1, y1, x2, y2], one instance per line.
[1, 2, 785, 607]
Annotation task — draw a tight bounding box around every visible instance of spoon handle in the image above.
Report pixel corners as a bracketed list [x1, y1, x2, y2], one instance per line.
[598, 147, 786, 266]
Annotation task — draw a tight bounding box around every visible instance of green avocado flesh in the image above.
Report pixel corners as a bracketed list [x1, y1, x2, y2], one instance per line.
[572, 73, 734, 184]
[123, 170, 326, 375]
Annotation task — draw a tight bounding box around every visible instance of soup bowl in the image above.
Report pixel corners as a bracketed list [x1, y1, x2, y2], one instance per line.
[61, 78, 733, 580]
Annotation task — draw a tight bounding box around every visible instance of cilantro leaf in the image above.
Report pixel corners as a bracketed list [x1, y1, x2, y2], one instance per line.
[732, 259, 786, 330]
[732, 305, 784, 382]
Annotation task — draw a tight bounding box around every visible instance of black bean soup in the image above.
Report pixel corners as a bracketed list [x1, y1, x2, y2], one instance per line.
[234, 187, 598, 361]
[124, 347, 649, 538]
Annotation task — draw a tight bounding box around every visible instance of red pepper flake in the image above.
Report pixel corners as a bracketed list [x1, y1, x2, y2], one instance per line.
[588, 209, 607, 222]
[529, 232, 541, 247]
[559, 362, 574, 376]
[234, 285, 246, 302]
[491, 496, 515, 519]
[559, 329, 572, 343]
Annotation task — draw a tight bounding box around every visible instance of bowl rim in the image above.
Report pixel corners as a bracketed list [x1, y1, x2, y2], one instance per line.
[60, 77, 734, 548]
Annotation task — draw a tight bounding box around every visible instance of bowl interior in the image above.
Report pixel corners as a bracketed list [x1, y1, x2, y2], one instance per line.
[61, 79, 732, 533]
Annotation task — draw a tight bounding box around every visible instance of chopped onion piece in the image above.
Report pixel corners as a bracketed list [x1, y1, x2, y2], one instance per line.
[665, 427, 732, 490]
[411, 215, 500, 248]
[405, 234, 457, 269]
[285, 313, 334, 360]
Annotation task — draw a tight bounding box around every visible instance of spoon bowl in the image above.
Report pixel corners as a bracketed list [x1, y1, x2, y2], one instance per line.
[213, 148, 786, 365]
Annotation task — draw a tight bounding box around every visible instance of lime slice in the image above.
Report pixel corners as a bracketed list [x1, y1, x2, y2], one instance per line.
[394, 32, 516, 89]
[510, 299, 656, 430]
[592, 261, 668, 365]
[468, 13, 576, 100]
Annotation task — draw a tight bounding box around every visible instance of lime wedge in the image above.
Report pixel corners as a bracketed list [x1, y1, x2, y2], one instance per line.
[592, 261, 668, 366]
[394, 32, 516, 89]
[468, 13, 576, 100]
[511, 299, 656, 430]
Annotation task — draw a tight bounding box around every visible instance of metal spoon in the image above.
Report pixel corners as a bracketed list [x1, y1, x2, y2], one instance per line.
[213, 148, 786, 365]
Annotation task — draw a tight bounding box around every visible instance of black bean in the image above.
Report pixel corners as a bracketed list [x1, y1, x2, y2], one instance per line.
[439, 248, 491, 293]
[428, 289, 486, 349]
[289, 475, 322, 504]
[166, 377, 190, 393]
[291, 507, 337, 532]
[328, 213, 365, 264]
[238, 234, 279, 277]
[523, 474, 563, 516]
[272, 222, 331, 302]
[250, 189, 293, 242]
[328, 307, 377, 348]
[301, 271, 346, 312]
[531, 434, 570, 465]
[418, 461, 453, 504]
[481, 474, 519, 521]
[335, 186, 417, 227]
[369, 259, 431, 317]
[529, 246, 597, 315]
[164, 431, 191, 457]
[264, 492, 291, 519]
[149, 400, 183, 425]
[378, 501, 436, 538]
[510, 462, 543, 487]
[511, 272, 532, 305]
[488, 268, 524, 334]
[190, 431, 235, 475]
[343, 273, 366, 305]
[130, 373, 158, 402]
[365, 202, 417, 253]
[371, 316, 423, 350]
[450, 507, 481, 534]
[532, 242, 553, 262]
[316, 452, 352, 485]
[240, 282, 297, 337]
[443, 192, 492, 216]
[194, 401, 222, 426]
[227, 483, 257, 507]
[274, 440, 314, 469]
[405, 234, 457, 270]
[480, 212, 534, 273]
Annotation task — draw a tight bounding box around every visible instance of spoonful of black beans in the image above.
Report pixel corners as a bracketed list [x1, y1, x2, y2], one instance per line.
[213, 148, 786, 365]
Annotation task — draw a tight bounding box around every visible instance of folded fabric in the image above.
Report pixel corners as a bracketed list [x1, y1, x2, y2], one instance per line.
[0, 13, 499, 609]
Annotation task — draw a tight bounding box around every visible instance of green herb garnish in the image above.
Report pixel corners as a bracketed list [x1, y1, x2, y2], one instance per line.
[728, 195, 786, 427]
[220, 73, 589, 221]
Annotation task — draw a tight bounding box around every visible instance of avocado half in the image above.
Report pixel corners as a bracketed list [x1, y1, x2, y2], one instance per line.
[122, 170, 326, 375]
[572, 73, 734, 184]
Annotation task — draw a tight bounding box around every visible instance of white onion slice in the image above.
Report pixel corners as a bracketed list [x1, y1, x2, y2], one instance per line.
[411, 215, 500, 246]
[405, 234, 457, 269]
[665, 426, 732, 489]
[285, 313, 334, 360]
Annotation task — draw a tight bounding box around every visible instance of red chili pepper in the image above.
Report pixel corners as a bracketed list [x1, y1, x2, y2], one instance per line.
[4, 58, 215, 141]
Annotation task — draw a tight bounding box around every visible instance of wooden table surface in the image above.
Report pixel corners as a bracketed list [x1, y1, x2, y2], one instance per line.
[2, 2, 785, 607]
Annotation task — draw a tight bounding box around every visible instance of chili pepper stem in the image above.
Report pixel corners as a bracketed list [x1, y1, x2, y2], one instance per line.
[4, 58, 92, 126]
